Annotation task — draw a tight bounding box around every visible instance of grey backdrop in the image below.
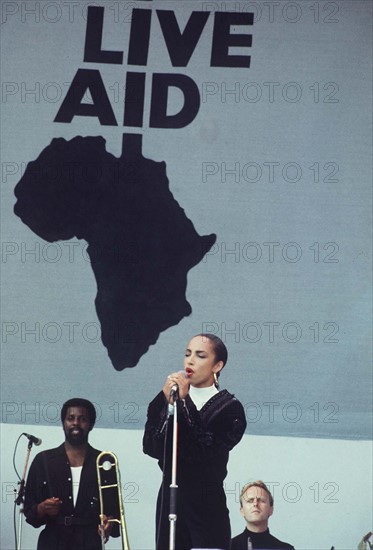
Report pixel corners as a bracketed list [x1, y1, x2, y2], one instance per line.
[1, 0, 372, 441]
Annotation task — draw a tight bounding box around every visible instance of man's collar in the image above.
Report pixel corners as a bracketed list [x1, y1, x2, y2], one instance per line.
[246, 527, 271, 536]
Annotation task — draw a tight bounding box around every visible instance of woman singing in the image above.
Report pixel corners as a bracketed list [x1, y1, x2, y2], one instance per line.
[143, 333, 247, 550]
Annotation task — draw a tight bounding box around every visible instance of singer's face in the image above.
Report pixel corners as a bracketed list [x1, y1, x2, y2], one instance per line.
[184, 336, 223, 388]
[240, 486, 273, 530]
[63, 406, 91, 446]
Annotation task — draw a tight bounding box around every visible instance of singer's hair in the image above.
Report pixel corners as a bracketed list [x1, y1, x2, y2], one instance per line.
[240, 480, 274, 507]
[196, 333, 228, 377]
[61, 398, 97, 429]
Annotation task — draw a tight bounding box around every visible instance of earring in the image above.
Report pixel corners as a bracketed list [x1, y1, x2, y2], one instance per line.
[213, 372, 219, 389]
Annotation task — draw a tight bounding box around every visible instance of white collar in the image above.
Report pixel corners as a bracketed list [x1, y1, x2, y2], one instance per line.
[189, 384, 219, 410]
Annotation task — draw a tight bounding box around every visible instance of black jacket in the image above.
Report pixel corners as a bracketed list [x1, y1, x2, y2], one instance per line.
[231, 527, 295, 550]
[143, 389, 247, 550]
[24, 443, 118, 550]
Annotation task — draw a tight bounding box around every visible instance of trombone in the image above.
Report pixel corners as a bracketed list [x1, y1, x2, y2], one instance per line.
[96, 451, 130, 550]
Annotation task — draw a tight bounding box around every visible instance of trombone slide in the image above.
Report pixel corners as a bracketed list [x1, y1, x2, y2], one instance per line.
[96, 451, 130, 550]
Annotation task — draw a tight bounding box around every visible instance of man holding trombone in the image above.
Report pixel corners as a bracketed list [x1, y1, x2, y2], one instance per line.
[24, 398, 119, 550]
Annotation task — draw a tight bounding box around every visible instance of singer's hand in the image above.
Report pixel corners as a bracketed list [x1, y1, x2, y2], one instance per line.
[37, 497, 62, 518]
[163, 371, 189, 402]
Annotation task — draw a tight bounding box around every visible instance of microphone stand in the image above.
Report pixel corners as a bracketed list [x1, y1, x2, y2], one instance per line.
[15, 438, 34, 550]
[168, 389, 179, 550]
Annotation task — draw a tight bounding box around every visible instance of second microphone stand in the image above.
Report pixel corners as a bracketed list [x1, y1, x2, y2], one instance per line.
[15, 438, 34, 550]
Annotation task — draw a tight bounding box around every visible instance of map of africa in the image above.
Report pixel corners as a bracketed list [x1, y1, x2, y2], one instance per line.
[14, 136, 216, 369]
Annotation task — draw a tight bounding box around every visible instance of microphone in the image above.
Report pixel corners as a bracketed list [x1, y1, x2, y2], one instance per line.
[170, 385, 178, 395]
[23, 433, 42, 446]
[169, 371, 188, 396]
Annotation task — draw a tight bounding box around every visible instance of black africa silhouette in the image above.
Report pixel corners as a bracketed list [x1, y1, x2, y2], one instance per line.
[14, 136, 216, 369]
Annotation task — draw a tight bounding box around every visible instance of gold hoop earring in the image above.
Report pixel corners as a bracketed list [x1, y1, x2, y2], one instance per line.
[213, 372, 219, 389]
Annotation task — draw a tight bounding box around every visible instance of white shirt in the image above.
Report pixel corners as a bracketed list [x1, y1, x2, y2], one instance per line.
[70, 466, 83, 507]
[189, 384, 219, 410]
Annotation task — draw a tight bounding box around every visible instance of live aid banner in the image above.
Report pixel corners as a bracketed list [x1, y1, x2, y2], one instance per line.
[0, 0, 372, 546]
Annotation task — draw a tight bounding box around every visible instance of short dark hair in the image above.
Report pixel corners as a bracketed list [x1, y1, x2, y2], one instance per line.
[61, 398, 97, 429]
[197, 333, 228, 377]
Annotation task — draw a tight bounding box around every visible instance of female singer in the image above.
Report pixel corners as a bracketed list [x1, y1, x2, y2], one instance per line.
[143, 333, 247, 550]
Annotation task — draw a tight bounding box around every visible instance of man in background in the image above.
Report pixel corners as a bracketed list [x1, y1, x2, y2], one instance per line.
[24, 397, 118, 550]
[231, 480, 294, 550]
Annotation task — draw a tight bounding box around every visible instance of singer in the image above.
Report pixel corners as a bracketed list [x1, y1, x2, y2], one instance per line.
[143, 333, 247, 550]
[23, 398, 119, 550]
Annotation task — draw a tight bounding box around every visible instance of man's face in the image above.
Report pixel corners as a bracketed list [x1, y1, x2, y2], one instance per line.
[240, 486, 273, 530]
[63, 406, 91, 446]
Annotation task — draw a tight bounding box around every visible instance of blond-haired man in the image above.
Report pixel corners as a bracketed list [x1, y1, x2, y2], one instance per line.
[231, 481, 294, 549]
